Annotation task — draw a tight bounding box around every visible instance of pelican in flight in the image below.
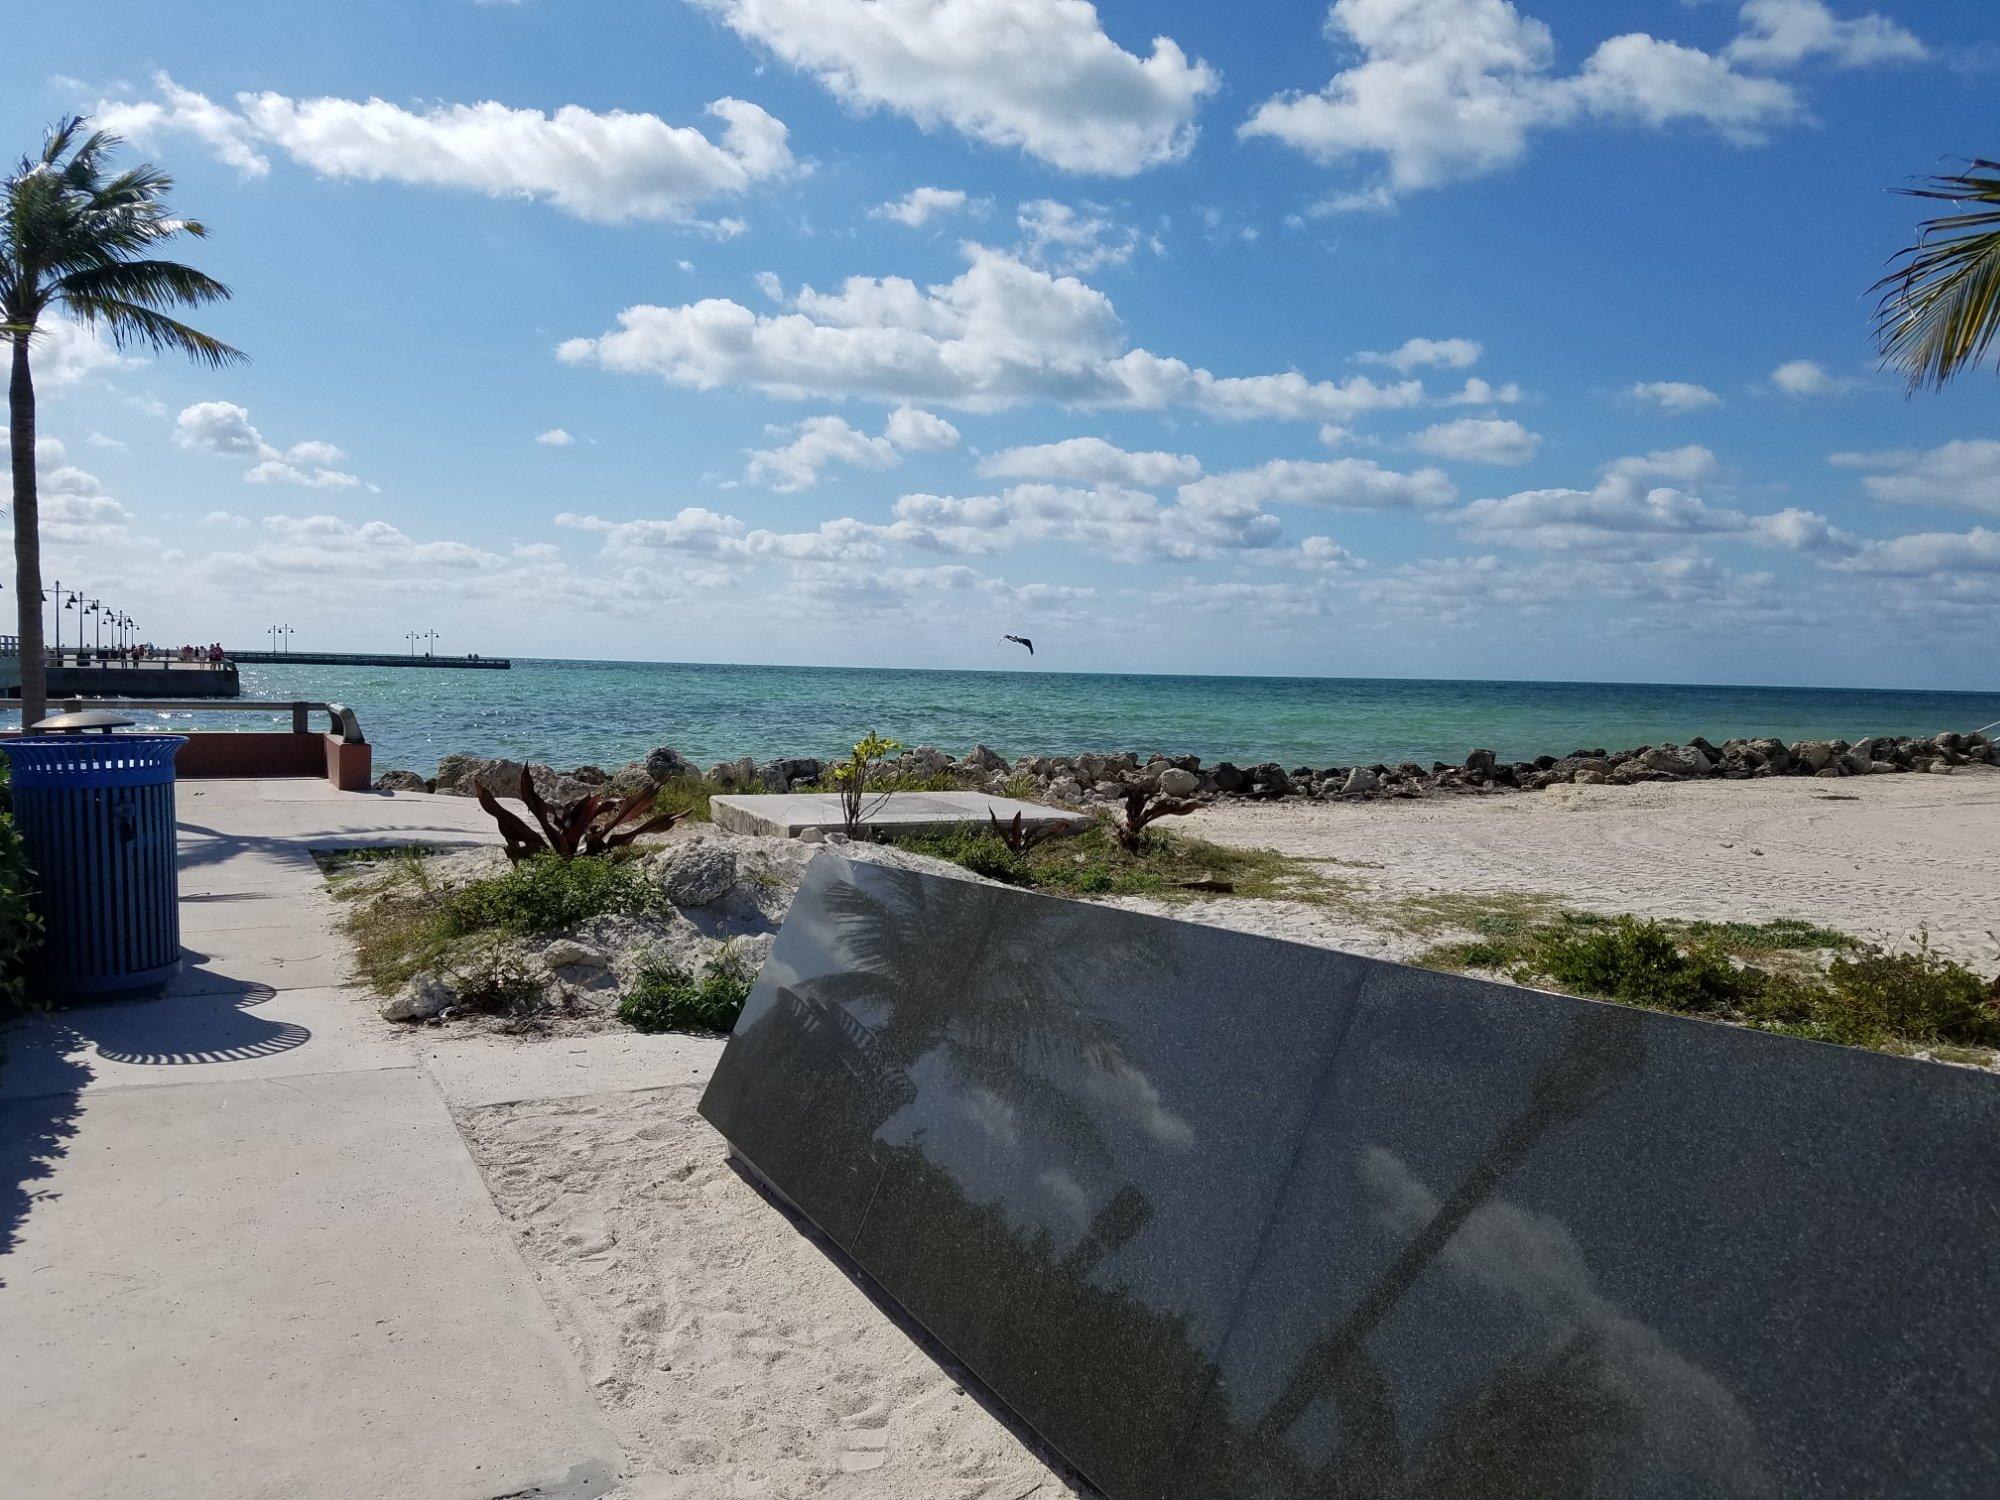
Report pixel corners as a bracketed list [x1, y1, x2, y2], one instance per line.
[1002, 634, 1034, 656]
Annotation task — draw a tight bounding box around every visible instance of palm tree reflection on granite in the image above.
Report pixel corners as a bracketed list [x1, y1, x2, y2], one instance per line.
[792, 869, 1160, 1163]
[1219, 1009, 1665, 1498]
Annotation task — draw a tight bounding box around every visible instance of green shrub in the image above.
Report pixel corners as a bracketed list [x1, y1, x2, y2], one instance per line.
[618, 951, 754, 1034]
[1538, 918, 1751, 1015]
[1749, 941, 2000, 1049]
[444, 853, 656, 936]
[0, 757, 43, 1020]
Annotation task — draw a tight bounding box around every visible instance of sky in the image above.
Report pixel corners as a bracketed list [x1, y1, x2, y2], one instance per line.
[6, 0, 1998, 687]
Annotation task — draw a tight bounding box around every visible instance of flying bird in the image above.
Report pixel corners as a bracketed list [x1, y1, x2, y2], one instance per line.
[1003, 634, 1035, 656]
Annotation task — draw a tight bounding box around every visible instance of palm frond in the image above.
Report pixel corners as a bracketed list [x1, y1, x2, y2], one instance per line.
[1873, 159, 2000, 392]
[55, 259, 232, 308]
[61, 295, 247, 367]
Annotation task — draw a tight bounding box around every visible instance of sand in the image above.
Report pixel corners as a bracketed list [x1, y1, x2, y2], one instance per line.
[1142, 764, 2000, 970]
[455, 1080, 1087, 1500]
[427, 770, 2000, 1497]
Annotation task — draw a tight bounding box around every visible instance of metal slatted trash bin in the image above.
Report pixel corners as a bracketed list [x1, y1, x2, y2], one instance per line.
[2, 731, 187, 998]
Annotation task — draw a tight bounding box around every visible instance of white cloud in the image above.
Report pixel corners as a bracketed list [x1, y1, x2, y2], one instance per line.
[0, 438, 137, 544]
[1626, 379, 1723, 414]
[688, 0, 1216, 175]
[892, 478, 1286, 562]
[1769, 358, 1859, 397]
[560, 506, 888, 565]
[203, 510, 251, 527]
[30, 317, 145, 388]
[1357, 336, 1482, 372]
[1832, 441, 2000, 515]
[175, 401, 365, 489]
[744, 414, 900, 490]
[1178, 457, 1458, 514]
[1015, 199, 1148, 275]
[1438, 377, 1523, 406]
[98, 72, 793, 225]
[1454, 446, 1839, 555]
[94, 71, 272, 178]
[871, 186, 975, 226]
[1241, 0, 1799, 201]
[979, 436, 1202, 488]
[1837, 527, 2000, 578]
[1727, 0, 1925, 70]
[884, 406, 961, 451]
[560, 243, 1429, 420]
[1409, 416, 1540, 465]
[536, 428, 576, 446]
[86, 431, 128, 450]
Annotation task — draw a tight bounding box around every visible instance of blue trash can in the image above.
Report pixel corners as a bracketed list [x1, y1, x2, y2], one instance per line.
[2, 733, 187, 998]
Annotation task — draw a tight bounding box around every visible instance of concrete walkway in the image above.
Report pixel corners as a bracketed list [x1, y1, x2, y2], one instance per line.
[0, 780, 684, 1500]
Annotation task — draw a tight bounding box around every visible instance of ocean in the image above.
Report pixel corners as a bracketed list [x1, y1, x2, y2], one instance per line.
[112, 659, 2000, 780]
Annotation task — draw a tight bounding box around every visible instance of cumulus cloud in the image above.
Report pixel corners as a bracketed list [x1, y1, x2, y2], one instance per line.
[891, 479, 1285, 561]
[978, 436, 1202, 488]
[175, 401, 365, 489]
[560, 243, 1430, 420]
[1014, 199, 1150, 275]
[1455, 445, 1839, 555]
[744, 414, 900, 490]
[1769, 358, 1860, 397]
[1240, 0, 1800, 203]
[1357, 336, 1482, 371]
[1178, 457, 1458, 513]
[560, 506, 888, 565]
[745, 406, 962, 489]
[1408, 416, 1540, 465]
[97, 72, 792, 225]
[536, 428, 576, 446]
[1836, 527, 2000, 578]
[1727, 0, 1925, 70]
[884, 406, 961, 450]
[0, 437, 136, 544]
[688, 0, 1216, 175]
[1832, 441, 2000, 515]
[871, 186, 977, 226]
[1626, 379, 1723, 414]
[29, 317, 145, 388]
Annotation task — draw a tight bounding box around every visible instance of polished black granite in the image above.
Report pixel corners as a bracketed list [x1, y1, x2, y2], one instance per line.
[698, 852, 2000, 1498]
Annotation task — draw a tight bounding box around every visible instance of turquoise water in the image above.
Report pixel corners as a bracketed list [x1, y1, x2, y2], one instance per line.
[118, 660, 2000, 780]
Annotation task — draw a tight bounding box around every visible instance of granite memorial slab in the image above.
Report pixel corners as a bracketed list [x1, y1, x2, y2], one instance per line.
[698, 852, 2000, 1498]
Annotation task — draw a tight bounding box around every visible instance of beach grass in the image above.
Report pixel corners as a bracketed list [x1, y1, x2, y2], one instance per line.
[892, 820, 1347, 903]
[617, 946, 755, 1034]
[328, 849, 664, 997]
[1414, 907, 1996, 1055]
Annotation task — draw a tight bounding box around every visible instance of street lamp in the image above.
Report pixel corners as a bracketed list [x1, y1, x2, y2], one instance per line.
[422, 629, 439, 657]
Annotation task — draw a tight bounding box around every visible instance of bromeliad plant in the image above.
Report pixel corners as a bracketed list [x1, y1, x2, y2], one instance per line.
[476, 767, 682, 862]
[1114, 782, 1199, 853]
[988, 808, 1070, 855]
[830, 731, 901, 837]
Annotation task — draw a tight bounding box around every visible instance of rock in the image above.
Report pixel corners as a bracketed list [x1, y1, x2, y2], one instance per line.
[1465, 748, 1497, 775]
[380, 973, 455, 1022]
[1813, 766, 1844, 779]
[1927, 762, 1955, 775]
[754, 761, 791, 793]
[541, 940, 611, 971]
[568, 765, 610, 787]
[1573, 770, 1609, 786]
[1046, 777, 1084, 803]
[604, 762, 654, 798]
[657, 841, 739, 907]
[962, 744, 1007, 773]
[1156, 767, 1200, 798]
[1210, 762, 1246, 794]
[643, 745, 700, 782]
[1791, 741, 1837, 773]
[374, 769, 428, 793]
[1340, 767, 1380, 796]
[1636, 744, 1713, 778]
[796, 826, 826, 844]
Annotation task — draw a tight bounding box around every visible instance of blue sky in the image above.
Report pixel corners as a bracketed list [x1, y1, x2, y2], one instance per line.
[8, 0, 1997, 686]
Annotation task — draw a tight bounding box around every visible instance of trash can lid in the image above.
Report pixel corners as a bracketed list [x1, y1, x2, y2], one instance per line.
[31, 709, 138, 734]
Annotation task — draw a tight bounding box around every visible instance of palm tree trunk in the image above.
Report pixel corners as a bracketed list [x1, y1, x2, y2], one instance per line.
[9, 333, 46, 727]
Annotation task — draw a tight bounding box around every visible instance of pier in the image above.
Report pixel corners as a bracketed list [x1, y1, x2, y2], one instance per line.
[230, 651, 511, 670]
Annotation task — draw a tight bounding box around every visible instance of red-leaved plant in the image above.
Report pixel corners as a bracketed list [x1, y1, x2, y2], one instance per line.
[476, 767, 682, 862]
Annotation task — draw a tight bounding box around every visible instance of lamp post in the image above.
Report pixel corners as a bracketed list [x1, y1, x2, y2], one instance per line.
[422, 629, 439, 658]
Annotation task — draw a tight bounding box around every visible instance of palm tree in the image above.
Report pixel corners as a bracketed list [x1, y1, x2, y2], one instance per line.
[1873, 158, 2000, 393]
[3, 117, 244, 725]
